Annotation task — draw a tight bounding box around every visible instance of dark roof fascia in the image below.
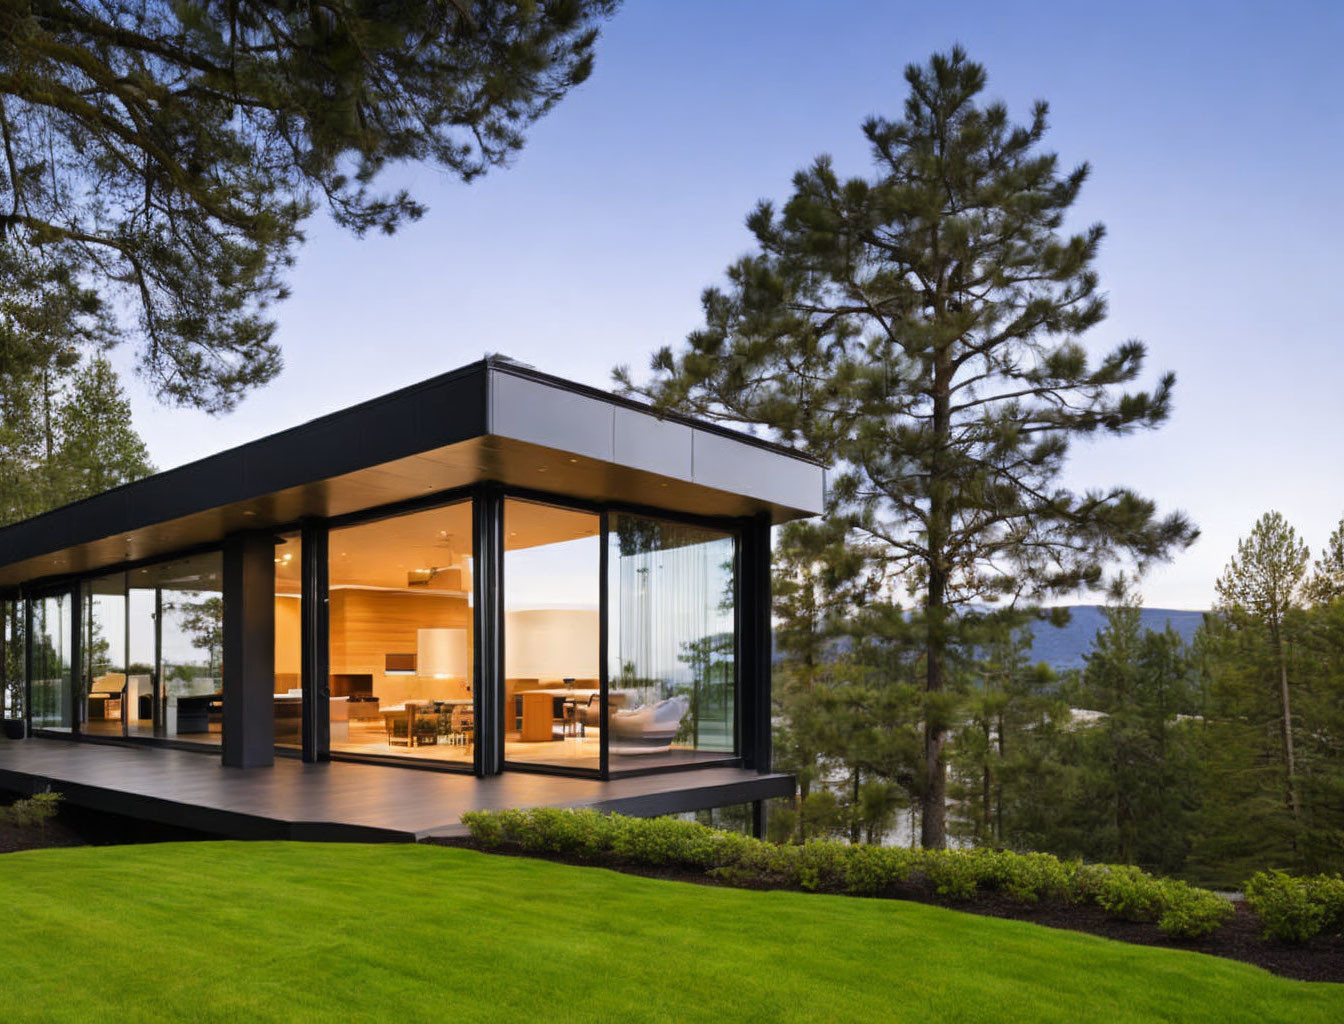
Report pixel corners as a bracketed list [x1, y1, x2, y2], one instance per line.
[8, 360, 493, 536]
[0, 361, 491, 572]
[0, 358, 824, 578]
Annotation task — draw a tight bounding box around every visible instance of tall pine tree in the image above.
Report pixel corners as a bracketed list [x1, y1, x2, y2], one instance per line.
[1213, 511, 1311, 822]
[618, 48, 1197, 847]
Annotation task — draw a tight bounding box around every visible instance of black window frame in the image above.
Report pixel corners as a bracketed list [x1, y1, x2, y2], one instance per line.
[14, 478, 757, 783]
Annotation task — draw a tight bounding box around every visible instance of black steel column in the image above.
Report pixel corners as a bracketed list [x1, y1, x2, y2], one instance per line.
[222, 530, 275, 768]
[752, 799, 767, 839]
[473, 486, 505, 776]
[23, 597, 32, 734]
[300, 519, 330, 763]
[598, 511, 610, 779]
[69, 585, 82, 734]
[152, 587, 163, 735]
[739, 513, 773, 773]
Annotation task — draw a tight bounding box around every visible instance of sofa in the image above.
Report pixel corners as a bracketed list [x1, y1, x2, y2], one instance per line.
[608, 694, 690, 754]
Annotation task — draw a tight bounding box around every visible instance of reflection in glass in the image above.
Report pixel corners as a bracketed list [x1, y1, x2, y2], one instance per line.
[31, 594, 73, 730]
[82, 573, 129, 737]
[3, 600, 24, 720]
[608, 514, 736, 771]
[328, 501, 475, 765]
[157, 552, 224, 743]
[504, 499, 600, 771]
[127, 584, 157, 737]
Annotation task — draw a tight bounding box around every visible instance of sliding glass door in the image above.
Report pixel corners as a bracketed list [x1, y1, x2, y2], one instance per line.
[503, 499, 601, 772]
[30, 592, 73, 731]
[607, 513, 737, 772]
[81, 573, 130, 737]
[327, 499, 475, 766]
[63, 554, 223, 745]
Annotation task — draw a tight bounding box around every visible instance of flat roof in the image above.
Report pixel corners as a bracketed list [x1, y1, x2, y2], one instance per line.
[0, 357, 825, 589]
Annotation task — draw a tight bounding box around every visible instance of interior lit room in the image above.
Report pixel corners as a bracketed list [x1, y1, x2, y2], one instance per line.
[323, 502, 476, 764]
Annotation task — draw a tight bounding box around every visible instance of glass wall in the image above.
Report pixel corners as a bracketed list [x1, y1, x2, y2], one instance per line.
[30, 593, 73, 731]
[328, 501, 475, 765]
[81, 572, 129, 737]
[503, 499, 600, 772]
[608, 514, 737, 771]
[127, 580, 157, 738]
[274, 533, 302, 749]
[16, 495, 745, 778]
[155, 552, 224, 744]
[3, 599, 23, 721]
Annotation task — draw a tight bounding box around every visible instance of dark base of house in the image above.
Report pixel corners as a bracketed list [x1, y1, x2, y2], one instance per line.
[0, 739, 793, 843]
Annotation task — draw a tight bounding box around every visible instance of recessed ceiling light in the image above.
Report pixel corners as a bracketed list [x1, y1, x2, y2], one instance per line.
[537, 467, 547, 473]
[567, 458, 578, 464]
[242, 510, 257, 517]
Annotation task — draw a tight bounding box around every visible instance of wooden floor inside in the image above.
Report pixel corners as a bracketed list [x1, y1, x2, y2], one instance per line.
[0, 738, 792, 842]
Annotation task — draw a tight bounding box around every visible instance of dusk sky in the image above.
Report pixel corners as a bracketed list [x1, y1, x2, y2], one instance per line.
[113, 1, 1343, 611]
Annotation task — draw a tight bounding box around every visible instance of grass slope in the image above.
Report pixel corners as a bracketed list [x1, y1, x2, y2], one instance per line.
[2, 842, 1339, 1023]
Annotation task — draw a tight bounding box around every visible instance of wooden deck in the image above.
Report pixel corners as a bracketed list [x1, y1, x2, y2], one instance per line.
[0, 738, 793, 842]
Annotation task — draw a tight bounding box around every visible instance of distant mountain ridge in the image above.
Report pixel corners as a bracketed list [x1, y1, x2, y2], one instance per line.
[1028, 606, 1207, 672]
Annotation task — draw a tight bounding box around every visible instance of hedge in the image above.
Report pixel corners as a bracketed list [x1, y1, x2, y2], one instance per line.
[1244, 871, 1344, 943]
[459, 808, 1233, 939]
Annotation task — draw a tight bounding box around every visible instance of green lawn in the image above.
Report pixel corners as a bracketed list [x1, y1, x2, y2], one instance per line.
[1, 842, 1339, 1023]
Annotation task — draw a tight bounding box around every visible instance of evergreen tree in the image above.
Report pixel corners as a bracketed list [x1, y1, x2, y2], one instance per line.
[1069, 583, 1200, 871]
[770, 519, 920, 844]
[949, 614, 1056, 847]
[50, 357, 154, 503]
[0, 1, 619, 410]
[1213, 511, 1311, 822]
[617, 48, 1196, 847]
[1307, 516, 1344, 605]
[0, 353, 154, 526]
[770, 519, 857, 839]
[1293, 590, 1344, 871]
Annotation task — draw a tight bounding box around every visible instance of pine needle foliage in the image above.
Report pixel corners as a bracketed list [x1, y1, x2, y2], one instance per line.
[617, 48, 1197, 847]
[0, 0, 619, 410]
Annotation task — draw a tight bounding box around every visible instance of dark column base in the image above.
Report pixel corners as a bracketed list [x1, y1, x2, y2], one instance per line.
[752, 798, 767, 840]
[223, 530, 276, 768]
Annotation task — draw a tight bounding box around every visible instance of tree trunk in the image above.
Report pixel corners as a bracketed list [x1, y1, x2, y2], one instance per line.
[850, 769, 861, 845]
[978, 714, 991, 843]
[921, 344, 952, 851]
[995, 713, 1005, 845]
[921, 599, 948, 850]
[1272, 618, 1300, 822]
[981, 761, 991, 844]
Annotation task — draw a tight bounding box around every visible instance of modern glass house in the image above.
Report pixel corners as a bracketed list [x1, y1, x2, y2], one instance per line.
[0, 358, 824, 793]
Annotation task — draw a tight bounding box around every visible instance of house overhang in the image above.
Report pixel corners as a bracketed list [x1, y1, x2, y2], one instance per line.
[0, 358, 826, 590]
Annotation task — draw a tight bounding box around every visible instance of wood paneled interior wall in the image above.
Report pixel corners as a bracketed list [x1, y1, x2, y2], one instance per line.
[330, 589, 472, 704]
[275, 596, 301, 686]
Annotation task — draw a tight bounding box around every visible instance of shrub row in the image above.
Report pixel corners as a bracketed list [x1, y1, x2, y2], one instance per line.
[1244, 871, 1344, 943]
[459, 808, 1233, 939]
[0, 792, 61, 831]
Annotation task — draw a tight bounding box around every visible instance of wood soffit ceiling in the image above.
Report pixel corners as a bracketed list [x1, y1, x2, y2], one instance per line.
[0, 361, 825, 591]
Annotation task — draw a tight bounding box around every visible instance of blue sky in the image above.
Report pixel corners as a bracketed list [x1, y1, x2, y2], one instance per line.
[115, 1, 1344, 610]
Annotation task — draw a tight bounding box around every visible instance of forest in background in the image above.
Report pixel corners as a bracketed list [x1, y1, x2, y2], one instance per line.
[768, 512, 1344, 888]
